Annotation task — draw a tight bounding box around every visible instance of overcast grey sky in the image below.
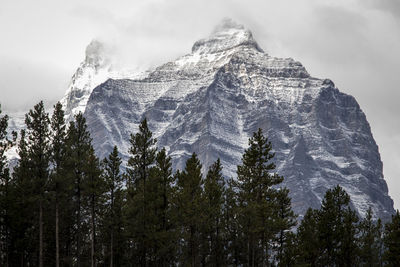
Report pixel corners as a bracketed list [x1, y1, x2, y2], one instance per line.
[1, 0, 399, 209]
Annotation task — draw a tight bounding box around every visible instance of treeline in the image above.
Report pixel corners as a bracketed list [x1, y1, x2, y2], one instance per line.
[0, 101, 400, 266]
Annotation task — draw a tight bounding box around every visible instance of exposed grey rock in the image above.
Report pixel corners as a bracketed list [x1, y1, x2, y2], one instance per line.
[83, 20, 394, 221]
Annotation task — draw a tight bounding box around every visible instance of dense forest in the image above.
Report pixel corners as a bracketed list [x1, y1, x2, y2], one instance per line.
[0, 101, 400, 266]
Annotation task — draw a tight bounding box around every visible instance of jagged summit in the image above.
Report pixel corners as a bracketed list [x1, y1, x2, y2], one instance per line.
[84, 39, 109, 68]
[191, 18, 263, 54]
[6, 19, 394, 221]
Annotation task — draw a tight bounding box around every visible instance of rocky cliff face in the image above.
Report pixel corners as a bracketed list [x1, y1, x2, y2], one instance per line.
[4, 19, 393, 220]
[83, 19, 394, 220]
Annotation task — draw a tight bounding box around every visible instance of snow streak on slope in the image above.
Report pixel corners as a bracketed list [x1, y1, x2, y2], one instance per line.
[82, 19, 394, 220]
[5, 18, 394, 221]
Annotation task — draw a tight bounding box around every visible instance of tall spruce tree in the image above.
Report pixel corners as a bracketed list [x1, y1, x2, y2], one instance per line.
[13, 129, 37, 265]
[25, 101, 51, 267]
[201, 158, 226, 266]
[236, 128, 285, 266]
[50, 102, 68, 267]
[125, 118, 157, 265]
[102, 145, 124, 267]
[359, 207, 384, 266]
[148, 148, 177, 266]
[317, 185, 358, 267]
[66, 112, 93, 266]
[224, 178, 242, 265]
[384, 210, 400, 266]
[176, 153, 204, 266]
[273, 187, 296, 265]
[83, 147, 104, 267]
[296, 208, 320, 266]
[0, 106, 16, 267]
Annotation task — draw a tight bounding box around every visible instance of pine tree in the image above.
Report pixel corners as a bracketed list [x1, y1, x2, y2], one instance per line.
[359, 207, 383, 267]
[12, 129, 37, 265]
[383, 210, 400, 266]
[83, 147, 103, 267]
[235, 128, 285, 266]
[0, 106, 16, 267]
[273, 187, 296, 265]
[339, 206, 359, 266]
[148, 148, 177, 266]
[125, 118, 157, 265]
[201, 158, 226, 266]
[176, 153, 204, 266]
[296, 208, 320, 266]
[317, 185, 358, 267]
[224, 178, 242, 265]
[25, 101, 51, 267]
[65, 112, 93, 266]
[102, 145, 124, 267]
[49, 102, 68, 267]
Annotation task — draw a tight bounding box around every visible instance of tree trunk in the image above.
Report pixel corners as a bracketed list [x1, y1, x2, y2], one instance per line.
[110, 189, 114, 267]
[56, 197, 60, 267]
[77, 178, 81, 267]
[39, 199, 43, 267]
[91, 193, 96, 267]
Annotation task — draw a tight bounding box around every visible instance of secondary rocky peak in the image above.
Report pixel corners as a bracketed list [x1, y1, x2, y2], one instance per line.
[191, 18, 263, 54]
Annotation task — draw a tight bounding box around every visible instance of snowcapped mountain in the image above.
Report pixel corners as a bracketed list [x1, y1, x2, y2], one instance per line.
[5, 19, 394, 220]
[60, 40, 144, 121]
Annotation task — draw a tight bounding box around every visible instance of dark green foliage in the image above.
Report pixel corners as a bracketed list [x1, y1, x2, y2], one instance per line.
[0, 106, 16, 267]
[359, 207, 384, 266]
[148, 148, 177, 266]
[297, 208, 320, 266]
[201, 158, 226, 266]
[274, 187, 297, 265]
[50, 102, 69, 267]
[2, 102, 400, 266]
[235, 128, 288, 266]
[65, 112, 94, 266]
[124, 118, 157, 265]
[25, 101, 51, 267]
[102, 145, 124, 266]
[384, 210, 400, 266]
[175, 153, 204, 266]
[317, 185, 359, 267]
[224, 178, 243, 265]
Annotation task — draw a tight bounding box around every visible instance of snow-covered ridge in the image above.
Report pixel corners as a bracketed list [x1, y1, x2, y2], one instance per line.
[192, 18, 263, 54]
[59, 40, 146, 121]
[5, 19, 394, 221]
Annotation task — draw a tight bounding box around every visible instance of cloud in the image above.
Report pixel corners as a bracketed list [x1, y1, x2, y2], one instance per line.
[369, 0, 400, 18]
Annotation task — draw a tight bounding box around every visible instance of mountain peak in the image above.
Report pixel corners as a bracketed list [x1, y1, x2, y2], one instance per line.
[84, 39, 109, 68]
[191, 18, 263, 54]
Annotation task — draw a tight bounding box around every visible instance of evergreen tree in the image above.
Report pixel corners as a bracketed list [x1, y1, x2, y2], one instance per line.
[83, 147, 104, 267]
[65, 112, 93, 266]
[12, 129, 37, 265]
[383, 210, 400, 266]
[224, 178, 243, 266]
[176, 153, 204, 266]
[125, 118, 157, 265]
[273, 187, 296, 265]
[359, 207, 383, 267]
[102, 145, 124, 267]
[201, 158, 226, 266]
[24, 101, 51, 267]
[296, 208, 320, 266]
[0, 106, 16, 267]
[317, 185, 358, 267]
[49, 102, 68, 267]
[148, 148, 177, 266]
[235, 128, 285, 266]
